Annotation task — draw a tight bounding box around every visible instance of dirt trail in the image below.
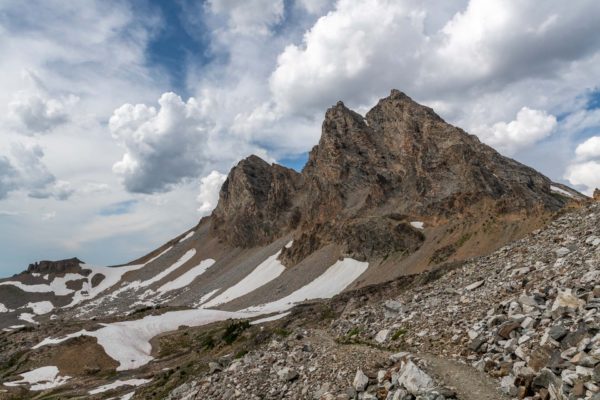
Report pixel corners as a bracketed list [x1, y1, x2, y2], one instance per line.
[421, 354, 510, 400]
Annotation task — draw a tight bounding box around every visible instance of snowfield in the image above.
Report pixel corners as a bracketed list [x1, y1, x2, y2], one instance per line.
[158, 259, 215, 293]
[65, 263, 146, 308]
[26, 301, 54, 315]
[89, 378, 152, 394]
[201, 247, 287, 308]
[33, 257, 368, 371]
[243, 258, 368, 314]
[132, 248, 197, 290]
[0, 273, 84, 296]
[3, 366, 70, 391]
[34, 309, 249, 370]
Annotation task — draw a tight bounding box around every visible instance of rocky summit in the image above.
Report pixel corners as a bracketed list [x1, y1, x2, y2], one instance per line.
[0, 90, 595, 400]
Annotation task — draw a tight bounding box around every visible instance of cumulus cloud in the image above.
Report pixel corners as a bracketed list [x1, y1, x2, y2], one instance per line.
[575, 136, 600, 160]
[270, 0, 427, 114]
[0, 143, 74, 200]
[197, 170, 227, 215]
[267, 0, 600, 117]
[474, 107, 557, 155]
[564, 161, 600, 195]
[9, 91, 77, 135]
[110, 92, 214, 194]
[208, 0, 284, 35]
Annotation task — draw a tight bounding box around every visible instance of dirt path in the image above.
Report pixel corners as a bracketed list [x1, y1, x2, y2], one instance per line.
[421, 354, 510, 400]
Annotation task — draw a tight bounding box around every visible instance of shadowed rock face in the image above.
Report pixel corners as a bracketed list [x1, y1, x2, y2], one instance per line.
[210, 90, 574, 266]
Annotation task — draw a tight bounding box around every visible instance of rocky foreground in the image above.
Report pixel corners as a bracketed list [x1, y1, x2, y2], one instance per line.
[166, 202, 599, 400]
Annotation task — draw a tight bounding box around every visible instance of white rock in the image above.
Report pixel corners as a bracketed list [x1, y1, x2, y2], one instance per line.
[464, 280, 485, 291]
[375, 329, 390, 343]
[353, 369, 369, 392]
[397, 361, 434, 395]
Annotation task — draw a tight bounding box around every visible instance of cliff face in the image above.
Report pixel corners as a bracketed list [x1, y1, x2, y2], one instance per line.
[210, 90, 577, 266]
[211, 155, 302, 247]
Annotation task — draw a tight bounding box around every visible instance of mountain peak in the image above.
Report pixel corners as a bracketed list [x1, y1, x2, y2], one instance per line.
[211, 90, 578, 268]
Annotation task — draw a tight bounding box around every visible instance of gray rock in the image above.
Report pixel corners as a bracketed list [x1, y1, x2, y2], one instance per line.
[353, 369, 369, 392]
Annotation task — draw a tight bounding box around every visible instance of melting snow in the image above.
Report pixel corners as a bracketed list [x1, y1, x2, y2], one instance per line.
[202, 248, 287, 308]
[34, 309, 249, 371]
[133, 249, 197, 290]
[3, 366, 70, 391]
[195, 288, 220, 307]
[158, 259, 215, 293]
[550, 185, 574, 198]
[2, 325, 24, 332]
[66, 264, 146, 308]
[18, 313, 37, 324]
[179, 231, 195, 243]
[144, 246, 173, 265]
[410, 221, 424, 229]
[89, 378, 152, 394]
[0, 274, 80, 296]
[243, 258, 368, 314]
[34, 257, 368, 371]
[26, 301, 54, 315]
[251, 312, 291, 325]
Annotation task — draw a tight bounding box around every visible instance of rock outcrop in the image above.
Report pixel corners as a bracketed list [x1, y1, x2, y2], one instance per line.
[26, 257, 84, 275]
[210, 90, 577, 267]
[594, 188, 600, 201]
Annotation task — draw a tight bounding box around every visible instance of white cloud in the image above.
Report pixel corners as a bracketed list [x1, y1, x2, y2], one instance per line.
[564, 161, 600, 195]
[197, 170, 227, 215]
[208, 0, 285, 35]
[575, 136, 600, 160]
[270, 0, 427, 114]
[110, 92, 214, 194]
[474, 107, 557, 155]
[1, 143, 75, 200]
[9, 91, 77, 135]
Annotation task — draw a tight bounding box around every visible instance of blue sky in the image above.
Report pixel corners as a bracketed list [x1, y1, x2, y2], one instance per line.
[1, 0, 600, 276]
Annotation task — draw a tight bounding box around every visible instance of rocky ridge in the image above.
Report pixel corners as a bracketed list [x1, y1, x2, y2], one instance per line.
[212, 90, 580, 269]
[164, 202, 599, 400]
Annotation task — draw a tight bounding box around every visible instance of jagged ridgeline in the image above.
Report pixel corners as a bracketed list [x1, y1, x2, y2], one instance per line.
[212, 89, 582, 275]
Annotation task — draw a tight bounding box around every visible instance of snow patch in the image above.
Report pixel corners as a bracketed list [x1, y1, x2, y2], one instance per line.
[34, 309, 249, 371]
[144, 246, 173, 265]
[3, 366, 70, 391]
[550, 185, 574, 198]
[134, 248, 197, 289]
[195, 288, 220, 307]
[0, 303, 9, 313]
[202, 249, 286, 308]
[410, 221, 424, 229]
[26, 301, 54, 315]
[179, 231, 195, 243]
[2, 325, 25, 332]
[66, 264, 146, 308]
[244, 258, 368, 314]
[251, 312, 291, 325]
[18, 312, 37, 324]
[158, 259, 215, 293]
[89, 378, 152, 394]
